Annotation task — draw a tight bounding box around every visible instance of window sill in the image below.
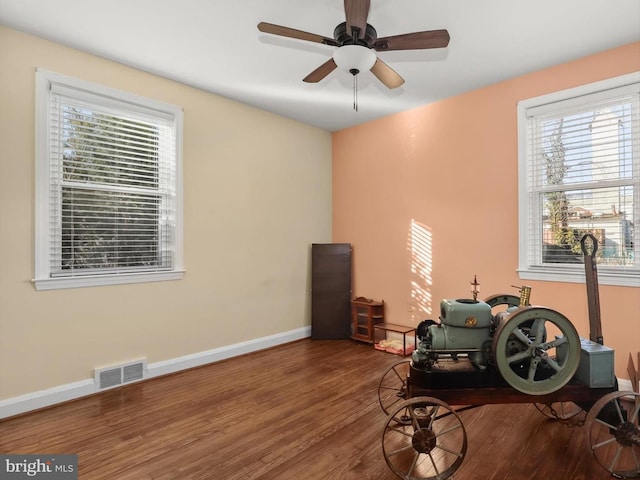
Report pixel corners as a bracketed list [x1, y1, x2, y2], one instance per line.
[33, 270, 185, 291]
[518, 267, 639, 288]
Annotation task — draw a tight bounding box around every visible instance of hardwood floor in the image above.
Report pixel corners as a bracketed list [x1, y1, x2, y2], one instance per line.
[0, 339, 617, 479]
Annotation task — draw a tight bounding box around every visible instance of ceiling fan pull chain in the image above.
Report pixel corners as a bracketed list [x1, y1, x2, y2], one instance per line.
[353, 74, 358, 112]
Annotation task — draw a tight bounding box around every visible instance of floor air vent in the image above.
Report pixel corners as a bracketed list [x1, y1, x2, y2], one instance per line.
[123, 362, 144, 383]
[95, 359, 147, 390]
[99, 368, 122, 389]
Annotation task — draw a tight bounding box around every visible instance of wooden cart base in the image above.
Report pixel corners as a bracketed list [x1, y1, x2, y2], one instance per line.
[379, 359, 639, 480]
[407, 359, 615, 407]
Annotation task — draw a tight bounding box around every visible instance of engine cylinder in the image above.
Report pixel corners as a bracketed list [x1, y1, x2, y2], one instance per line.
[440, 299, 492, 328]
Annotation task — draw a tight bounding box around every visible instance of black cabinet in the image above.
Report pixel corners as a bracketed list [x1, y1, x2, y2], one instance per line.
[311, 243, 352, 339]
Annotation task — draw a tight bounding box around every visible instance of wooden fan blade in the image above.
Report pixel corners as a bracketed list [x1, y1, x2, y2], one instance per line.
[370, 58, 404, 89]
[344, 0, 370, 39]
[303, 58, 338, 83]
[258, 22, 339, 46]
[374, 29, 450, 51]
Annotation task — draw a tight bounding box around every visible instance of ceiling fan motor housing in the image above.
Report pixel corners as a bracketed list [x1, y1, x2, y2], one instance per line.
[333, 22, 377, 47]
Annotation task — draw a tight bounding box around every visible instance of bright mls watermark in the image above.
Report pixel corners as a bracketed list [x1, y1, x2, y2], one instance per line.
[0, 455, 77, 479]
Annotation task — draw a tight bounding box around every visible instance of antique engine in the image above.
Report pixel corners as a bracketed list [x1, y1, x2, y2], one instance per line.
[412, 277, 529, 370]
[411, 276, 614, 396]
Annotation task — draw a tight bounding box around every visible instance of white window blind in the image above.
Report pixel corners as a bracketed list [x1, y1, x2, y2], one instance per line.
[35, 69, 184, 289]
[517, 73, 640, 287]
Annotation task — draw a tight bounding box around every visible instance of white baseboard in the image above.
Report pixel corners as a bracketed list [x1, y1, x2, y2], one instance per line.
[0, 379, 96, 420]
[147, 326, 311, 378]
[0, 326, 311, 419]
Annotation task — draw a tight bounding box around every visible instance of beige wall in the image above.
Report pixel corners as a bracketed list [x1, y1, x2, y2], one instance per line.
[333, 42, 640, 379]
[0, 27, 332, 399]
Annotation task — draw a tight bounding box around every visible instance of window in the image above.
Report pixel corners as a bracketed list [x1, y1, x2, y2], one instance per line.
[518, 72, 640, 287]
[35, 69, 183, 290]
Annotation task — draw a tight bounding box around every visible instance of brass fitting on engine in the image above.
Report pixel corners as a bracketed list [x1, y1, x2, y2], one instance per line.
[518, 285, 531, 307]
[470, 275, 480, 302]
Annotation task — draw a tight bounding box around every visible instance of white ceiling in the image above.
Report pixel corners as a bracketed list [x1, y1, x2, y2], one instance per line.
[1, 0, 639, 131]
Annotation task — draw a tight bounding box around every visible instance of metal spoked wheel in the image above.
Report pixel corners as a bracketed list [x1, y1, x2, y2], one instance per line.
[382, 396, 467, 480]
[586, 391, 640, 478]
[378, 361, 411, 421]
[534, 401, 584, 421]
[492, 306, 581, 395]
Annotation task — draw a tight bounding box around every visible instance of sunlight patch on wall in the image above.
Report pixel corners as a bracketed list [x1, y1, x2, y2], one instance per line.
[408, 219, 433, 320]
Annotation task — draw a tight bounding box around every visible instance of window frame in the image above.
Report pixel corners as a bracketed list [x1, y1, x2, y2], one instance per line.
[517, 72, 640, 287]
[34, 68, 184, 290]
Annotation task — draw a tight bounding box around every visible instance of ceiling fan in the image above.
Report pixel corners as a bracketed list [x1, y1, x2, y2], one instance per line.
[257, 0, 450, 89]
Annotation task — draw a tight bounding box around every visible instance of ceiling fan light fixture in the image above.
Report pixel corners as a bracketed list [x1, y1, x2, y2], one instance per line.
[333, 45, 376, 75]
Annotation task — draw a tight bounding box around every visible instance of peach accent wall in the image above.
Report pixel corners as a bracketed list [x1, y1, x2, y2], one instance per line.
[0, 27, 332, 400]
[333, 42, 640, 379]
